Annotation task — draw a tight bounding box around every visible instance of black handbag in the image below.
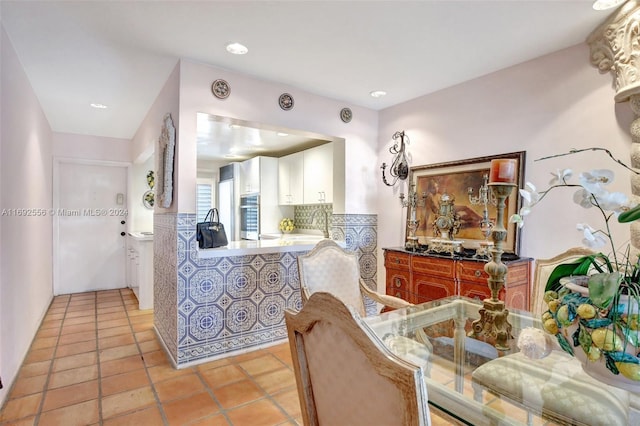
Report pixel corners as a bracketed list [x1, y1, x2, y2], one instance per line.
[196, 208, 228, 249]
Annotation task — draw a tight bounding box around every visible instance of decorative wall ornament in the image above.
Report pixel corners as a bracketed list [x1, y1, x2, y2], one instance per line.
[340, 107, 352, 123]
[211, 79, 230, 99]
[278, 93, 294, 110]
[142, 170, 155, 209]
[587, 0, 640, 102]
[380, 130, 410, 187]
[587, 0, 640, 257]
[157, 113, 176, 209]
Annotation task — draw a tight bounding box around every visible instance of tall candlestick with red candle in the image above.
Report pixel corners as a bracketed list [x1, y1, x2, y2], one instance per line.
[471, 157, 517, 351]
[489, 159, 517, 184]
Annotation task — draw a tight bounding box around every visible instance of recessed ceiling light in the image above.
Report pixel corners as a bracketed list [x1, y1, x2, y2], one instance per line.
[277, 132, 288, 137]
[226, 42, 248, 55]
[90, 103, 108, 109]
[592, 0, 625, 10]
[370, 90, 387, 98]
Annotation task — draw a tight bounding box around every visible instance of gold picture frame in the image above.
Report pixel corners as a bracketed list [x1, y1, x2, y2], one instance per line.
[409, 151, 525, 254]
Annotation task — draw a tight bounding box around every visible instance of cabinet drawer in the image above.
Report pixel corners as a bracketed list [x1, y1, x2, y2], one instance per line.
[385, 268, 410, 292]
[385, 250, 410, 269]
[457, 260, 489, 283]
[412, 256, 455, 278]
[506, 260, 530, 287]
[386, 287, 411, 302]
[459, 280, 497, 302]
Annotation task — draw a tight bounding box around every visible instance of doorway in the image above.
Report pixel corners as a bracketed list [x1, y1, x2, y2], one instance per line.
[53, 159, 129, 295]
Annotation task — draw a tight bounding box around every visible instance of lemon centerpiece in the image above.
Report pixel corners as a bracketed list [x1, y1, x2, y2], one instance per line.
[279, 218, 295, 234]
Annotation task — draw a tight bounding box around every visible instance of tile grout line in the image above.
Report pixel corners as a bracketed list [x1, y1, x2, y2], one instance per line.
[120, 288, 170, 425]
[233, 355, 299, 425]
[192, 365, 233, 424]
[94, 291, 104, 425]
[33, 293, 72, 426]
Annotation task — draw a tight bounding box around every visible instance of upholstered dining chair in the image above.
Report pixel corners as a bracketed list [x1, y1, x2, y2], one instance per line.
[297, 239, 433, 371]
[530, 247, 594, 317]
[297, 239, 411, 316]
[285, 292, 432, 426]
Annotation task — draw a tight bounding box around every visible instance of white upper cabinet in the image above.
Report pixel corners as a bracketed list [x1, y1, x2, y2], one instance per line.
[240, 156, 261, 194]
[303, 143, 333, 204]
[278, 152, 304, 205]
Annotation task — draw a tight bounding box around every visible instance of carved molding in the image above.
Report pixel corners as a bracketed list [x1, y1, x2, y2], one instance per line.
[587, 0, 640, 102]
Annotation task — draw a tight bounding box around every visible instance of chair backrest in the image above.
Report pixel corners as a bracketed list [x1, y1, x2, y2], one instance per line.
[297, 239, 366, 316]
[285, 292, 431, 426]
[531, 247, 594, 316]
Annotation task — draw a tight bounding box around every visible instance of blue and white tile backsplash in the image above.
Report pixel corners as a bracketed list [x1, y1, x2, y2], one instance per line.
[154, 211, 377, 367]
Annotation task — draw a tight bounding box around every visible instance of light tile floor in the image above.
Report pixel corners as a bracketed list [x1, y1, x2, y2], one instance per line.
[0, 288, 456, 425]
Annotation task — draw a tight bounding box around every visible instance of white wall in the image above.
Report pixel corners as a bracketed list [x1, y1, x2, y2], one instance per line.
[131, 62, 180, 214]
[377, 43, 635, 285]
[53, 132, 130, 162]
[0, 26, 54, 407]
[176, 59, 379, 215]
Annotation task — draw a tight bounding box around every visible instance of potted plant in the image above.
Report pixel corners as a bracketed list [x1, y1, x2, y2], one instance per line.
[513, 148, 640, 390]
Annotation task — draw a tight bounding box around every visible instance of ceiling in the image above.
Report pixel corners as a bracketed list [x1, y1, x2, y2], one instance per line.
[0, 1, 613, 157]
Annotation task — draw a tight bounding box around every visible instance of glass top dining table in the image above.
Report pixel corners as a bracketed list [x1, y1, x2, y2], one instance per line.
[361, 296, 637, 426]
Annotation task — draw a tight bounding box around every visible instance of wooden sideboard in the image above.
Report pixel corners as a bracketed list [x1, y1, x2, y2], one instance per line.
[383, 248, 531, 311]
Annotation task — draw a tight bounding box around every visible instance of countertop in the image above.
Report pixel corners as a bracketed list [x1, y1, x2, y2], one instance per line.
[198, 236, 343, 258]
[128, 231, 154, 241]
[383, 246, 529, 263]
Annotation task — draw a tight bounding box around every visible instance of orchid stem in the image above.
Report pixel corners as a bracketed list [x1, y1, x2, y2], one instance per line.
[536, 148, 640, 176]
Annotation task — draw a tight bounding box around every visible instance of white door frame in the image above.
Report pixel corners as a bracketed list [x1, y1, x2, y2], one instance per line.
[52, 157, 132, 295]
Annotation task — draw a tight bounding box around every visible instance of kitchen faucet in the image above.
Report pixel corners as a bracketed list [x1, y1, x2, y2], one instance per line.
[310, 207, 330, 238]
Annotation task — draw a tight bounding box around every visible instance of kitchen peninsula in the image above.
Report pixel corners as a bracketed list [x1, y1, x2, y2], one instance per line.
[155, 213, 348, 369]
[197, 234, 330, 258]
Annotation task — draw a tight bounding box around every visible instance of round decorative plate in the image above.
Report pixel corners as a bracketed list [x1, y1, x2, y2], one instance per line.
[143, 190, 155, 209]
[211, 79, 230, 99]
[279, 93, 294, 110]
[340, 107, 352, 123]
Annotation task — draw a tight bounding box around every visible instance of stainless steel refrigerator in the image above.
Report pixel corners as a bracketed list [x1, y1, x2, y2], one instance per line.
[218, 163, 241, 241]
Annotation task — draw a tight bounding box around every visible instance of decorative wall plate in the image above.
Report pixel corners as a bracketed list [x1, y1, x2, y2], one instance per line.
[211, 79, 230, 99]
[279, 93, 294, 110]
[340, 107, 353, 123]
[143, 190, 155, 209]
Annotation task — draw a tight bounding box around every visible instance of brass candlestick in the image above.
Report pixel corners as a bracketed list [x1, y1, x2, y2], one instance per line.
[400, 184, 425, 251]
[470, 182, 514, 351]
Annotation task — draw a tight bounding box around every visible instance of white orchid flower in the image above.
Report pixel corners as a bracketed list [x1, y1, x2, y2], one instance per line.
[579, 169, 614, 194]
[509, 206, 531, 228]
[595, 190, 629, 212]
[573, 188, 594, 209]
[518, 182, 539, 207]
[576, 223, 608, 249]
[549, 168, 572, 185]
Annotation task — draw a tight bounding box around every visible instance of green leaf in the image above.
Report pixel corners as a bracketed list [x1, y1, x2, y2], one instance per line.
[583, 318, 613, 328]
[556, 333, 574, 355]
[618, 204, 640, 223]
[605, 353, 621, 375]
[544, 254, 613, 293]
[608, 351, 640, 364]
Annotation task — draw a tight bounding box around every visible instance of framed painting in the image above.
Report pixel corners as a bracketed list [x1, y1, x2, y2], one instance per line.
[408, 151, 525, 254]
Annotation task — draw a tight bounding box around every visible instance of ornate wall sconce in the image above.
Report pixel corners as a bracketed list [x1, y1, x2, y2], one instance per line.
[381, 131, 410, 187]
